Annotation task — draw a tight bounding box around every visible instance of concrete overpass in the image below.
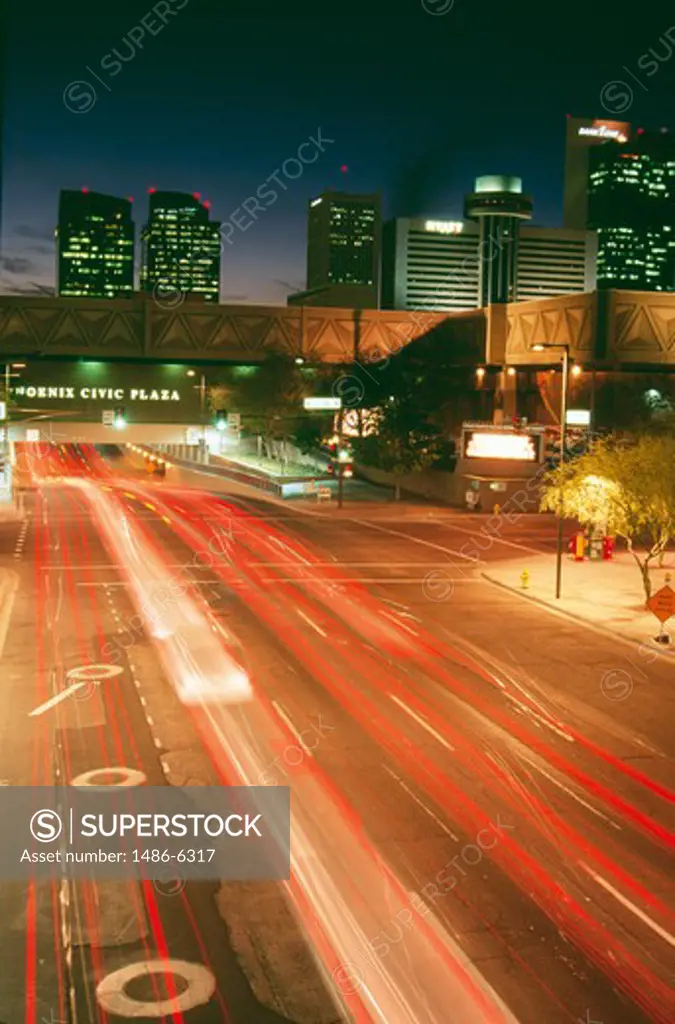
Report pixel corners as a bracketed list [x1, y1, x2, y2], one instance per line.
[0, 289, 673, 369]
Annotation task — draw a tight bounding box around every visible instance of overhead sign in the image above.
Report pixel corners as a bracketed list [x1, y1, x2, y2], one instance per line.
[647, 585, 675, 624]
[464, 431, 538, 461]
[8, 362, 201, 425]
[25, 429, 41, 443]
[102, 410, 115, 426]
[424, 220, 464, 235]
[566, 409, 591, 426]
[303, 397, 342, 411]
[227, 413, 241, 430]
[0, 401, 6, 420]
[14, 385, 181, 403]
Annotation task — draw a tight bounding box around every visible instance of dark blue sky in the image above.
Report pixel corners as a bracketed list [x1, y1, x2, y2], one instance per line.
[3, 1, 673, 303]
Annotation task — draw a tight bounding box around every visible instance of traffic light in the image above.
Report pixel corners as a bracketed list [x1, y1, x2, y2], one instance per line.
[214, 410, 227, 431]
[113, 407, 126, 430]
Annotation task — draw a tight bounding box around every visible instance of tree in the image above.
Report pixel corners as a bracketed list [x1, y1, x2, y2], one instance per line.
[539, 435, 675, 602]
[353, 400, 443, 500]
[218, 355, 307, 449]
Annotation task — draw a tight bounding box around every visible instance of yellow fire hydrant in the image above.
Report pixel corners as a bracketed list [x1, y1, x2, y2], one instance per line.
[520, 569, 529, 590]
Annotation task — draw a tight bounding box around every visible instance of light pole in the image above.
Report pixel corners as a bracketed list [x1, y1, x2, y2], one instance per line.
[2, 363, 25, 444]
[337, 405, 345, 509]
[187, 369, 208, 445]
[532, 343, 570, 600]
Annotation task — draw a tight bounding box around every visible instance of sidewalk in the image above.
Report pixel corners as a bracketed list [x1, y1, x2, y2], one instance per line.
[483, 550, 675, 647]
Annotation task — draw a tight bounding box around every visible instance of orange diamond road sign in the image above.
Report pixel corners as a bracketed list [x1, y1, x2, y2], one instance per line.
[647, 585, 675, 623]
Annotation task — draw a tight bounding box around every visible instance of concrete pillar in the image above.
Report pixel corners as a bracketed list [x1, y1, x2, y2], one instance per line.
[495, 369, 517, 421]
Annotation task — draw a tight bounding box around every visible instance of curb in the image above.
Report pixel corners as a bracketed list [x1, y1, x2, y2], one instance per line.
[480, 570, 671, 655]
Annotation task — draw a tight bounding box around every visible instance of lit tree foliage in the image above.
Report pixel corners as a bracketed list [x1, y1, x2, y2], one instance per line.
[539, 435, 675, 602]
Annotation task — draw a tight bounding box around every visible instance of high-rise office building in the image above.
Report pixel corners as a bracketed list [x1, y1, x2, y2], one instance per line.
[381, 218, 480, 310]
[464, 176, 533, 306]
[516, 227, 597, 301]
[588, 130, 675, 291]
[141, 191, 221, 303]
[288, 191, 381, 308]
[381, 218, 596, 311]
[57, 190, 134, 299]
[563, 115, 630, 229]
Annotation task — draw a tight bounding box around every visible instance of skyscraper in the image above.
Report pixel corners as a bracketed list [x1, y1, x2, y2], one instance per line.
[381, 218, 595, 311]
[57, 190, 134, 299]
[464, 176, 533, 306]
[141, 191, 221, 303]
[289, 192, 381, 308]
[588, 129, 675, 291]
[563, 115, 630, 230]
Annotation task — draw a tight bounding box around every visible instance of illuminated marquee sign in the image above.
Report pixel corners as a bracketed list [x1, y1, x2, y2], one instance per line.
[13, 386, 181, 403]
[464, 431, 538, 461]
[424, 220, 464, 235]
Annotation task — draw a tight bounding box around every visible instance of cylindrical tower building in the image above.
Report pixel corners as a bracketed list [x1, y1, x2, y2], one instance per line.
[464, 175, 533, 306]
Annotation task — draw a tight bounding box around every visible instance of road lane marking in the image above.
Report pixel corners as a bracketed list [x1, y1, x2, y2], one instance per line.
[29, 681, 93, 717]
[389, 695, 455, 752]
[582, 864, 675, 948]
[296, 609, 328, 637]
[516, 752, 620, 829]
[347, 518, 479, 568]
[271, 700, 313, 755]
[383, 764, 459, 840]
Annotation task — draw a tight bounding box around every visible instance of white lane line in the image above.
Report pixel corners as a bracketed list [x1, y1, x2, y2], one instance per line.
[296, 609, 328, 637]
[389, 694, 455, 752]
[271, 700, 313, 755]
[582, 864, 675, 948]
[348, 518, 479, 566]
[252, 561, 470, 567]
[518, 753, 620, 829]
[383, 764, 458, 840]
[432, 517, 549, 558]
[29, 682, 92, 717]
[262, 577, 484, 584]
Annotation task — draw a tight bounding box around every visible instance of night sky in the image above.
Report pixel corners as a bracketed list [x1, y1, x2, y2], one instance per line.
[3, 0, 673, 304]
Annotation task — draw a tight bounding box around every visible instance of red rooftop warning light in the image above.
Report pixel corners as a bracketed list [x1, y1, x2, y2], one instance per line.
[204, 200, 211, 208]
[340, 165, 348, 173]
[82, 187, 89, 193]
[148, 187, 157, 194]
[193, 192, 201, 200]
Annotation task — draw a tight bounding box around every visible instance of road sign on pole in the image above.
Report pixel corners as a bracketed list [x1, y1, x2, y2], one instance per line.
[303, 397, 342, 411]
[647, 585, 675, 624]
[227, 412, 241, 430]
[102, 409, 114, 426]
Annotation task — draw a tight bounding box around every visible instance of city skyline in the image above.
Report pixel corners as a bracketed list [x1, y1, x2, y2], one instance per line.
[3, 4, 674, 303]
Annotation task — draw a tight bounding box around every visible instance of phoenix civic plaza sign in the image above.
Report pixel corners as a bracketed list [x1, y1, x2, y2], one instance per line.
[13, 385, 182, 403]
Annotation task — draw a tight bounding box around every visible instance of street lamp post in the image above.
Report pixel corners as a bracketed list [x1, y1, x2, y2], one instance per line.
[187, 369, 208, 446]
[337, 406, 345, 510]
[532, 343, 570, 600]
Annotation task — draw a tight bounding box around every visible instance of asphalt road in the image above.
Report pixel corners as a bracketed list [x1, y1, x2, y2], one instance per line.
[0, 446, 672, 1024]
